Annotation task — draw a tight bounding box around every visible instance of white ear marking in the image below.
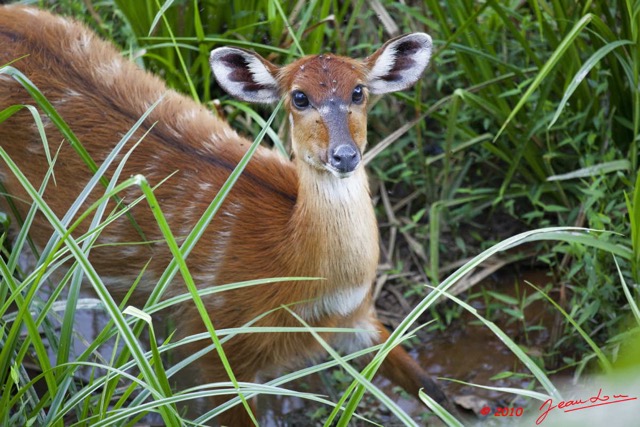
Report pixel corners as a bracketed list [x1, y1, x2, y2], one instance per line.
[366, 33, 432, 95]
[209, 47, 280, 104]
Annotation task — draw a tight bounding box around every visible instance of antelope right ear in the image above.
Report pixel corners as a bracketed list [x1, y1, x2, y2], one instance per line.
[210, 47, 281, 104]
[365, 33, 432, 95]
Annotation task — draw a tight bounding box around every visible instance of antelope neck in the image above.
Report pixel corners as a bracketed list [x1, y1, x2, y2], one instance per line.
[290, 164, 379, 287]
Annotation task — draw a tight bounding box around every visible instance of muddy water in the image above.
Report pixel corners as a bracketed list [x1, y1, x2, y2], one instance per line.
[416, 269, 556, 410]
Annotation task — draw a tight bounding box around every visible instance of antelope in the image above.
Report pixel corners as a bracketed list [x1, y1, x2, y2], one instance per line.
[0, 5, 452, 425]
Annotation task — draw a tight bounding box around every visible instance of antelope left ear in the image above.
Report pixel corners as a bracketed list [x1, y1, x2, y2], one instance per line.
[365, 33, 432, 95]
[210, 47, 281, 104]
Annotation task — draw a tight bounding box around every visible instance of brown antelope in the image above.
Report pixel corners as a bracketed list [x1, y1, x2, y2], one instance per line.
[0, 5, 452, 425]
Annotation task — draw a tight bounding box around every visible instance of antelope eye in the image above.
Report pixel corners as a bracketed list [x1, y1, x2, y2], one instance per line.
[352, 85, 364, 104]
[292, 90, 309, 109]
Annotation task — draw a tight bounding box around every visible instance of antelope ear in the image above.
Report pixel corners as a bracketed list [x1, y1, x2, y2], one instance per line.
[365, 33, 432, 95]
[210, 47, 281, 104]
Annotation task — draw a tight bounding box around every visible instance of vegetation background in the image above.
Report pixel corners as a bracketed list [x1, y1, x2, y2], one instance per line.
[1, 0, 639, 425]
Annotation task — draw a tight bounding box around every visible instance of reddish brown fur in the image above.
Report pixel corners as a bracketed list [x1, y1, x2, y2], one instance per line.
[280, 55, 369, 172]
[0, 5, 451, 425]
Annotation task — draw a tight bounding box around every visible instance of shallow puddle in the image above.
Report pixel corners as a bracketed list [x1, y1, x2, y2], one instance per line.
[417, 269, 556, 405]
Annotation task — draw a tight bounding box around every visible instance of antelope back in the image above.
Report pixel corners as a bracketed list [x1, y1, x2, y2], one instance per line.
[0, 6, 299, 300]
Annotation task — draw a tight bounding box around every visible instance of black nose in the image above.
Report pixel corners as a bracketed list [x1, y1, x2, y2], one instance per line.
[329, 144, 360, 173]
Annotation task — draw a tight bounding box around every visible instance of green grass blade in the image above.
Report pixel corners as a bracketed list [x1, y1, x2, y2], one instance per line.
[137, 176, 257, 424]
[495, 14, 594, 141]
[441, 378, 551, 401]
[224, 100, 288, 157]
[418, 390, 464, 427]
[548, 39, 633, 128]
[546, 159, 631, 181]
[148, 0, 176, 35]
[614, 256, 640, 325]
[526, 282, 613, 373]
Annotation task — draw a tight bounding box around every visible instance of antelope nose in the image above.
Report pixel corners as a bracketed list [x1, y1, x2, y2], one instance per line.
[330, 144, 360, 174]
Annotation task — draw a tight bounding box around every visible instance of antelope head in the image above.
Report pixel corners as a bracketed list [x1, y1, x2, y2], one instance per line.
[210, 33, 432, 179]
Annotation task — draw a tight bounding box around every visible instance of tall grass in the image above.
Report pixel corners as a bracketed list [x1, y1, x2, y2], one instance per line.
[2, 0, 639, 425]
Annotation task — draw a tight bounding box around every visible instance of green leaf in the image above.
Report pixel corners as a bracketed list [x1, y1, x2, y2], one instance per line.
[548, 40, 634, 129]
[494, 14, 595, 141]
[546, 160, 631, 181]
